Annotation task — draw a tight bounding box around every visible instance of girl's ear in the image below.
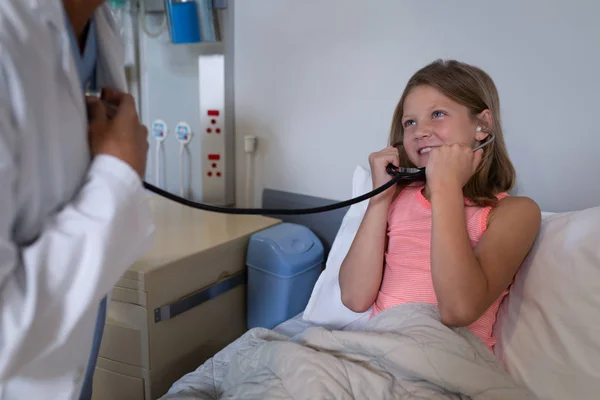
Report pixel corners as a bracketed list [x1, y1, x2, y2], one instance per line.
[476, 109, 493, 140]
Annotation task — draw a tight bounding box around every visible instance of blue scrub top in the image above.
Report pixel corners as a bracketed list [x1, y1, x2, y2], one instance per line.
[65, 16, 98, 91]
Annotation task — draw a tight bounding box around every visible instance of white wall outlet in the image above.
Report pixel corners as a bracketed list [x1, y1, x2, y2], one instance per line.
[152, 119, 169, 142]
[175, 122, 193, 144]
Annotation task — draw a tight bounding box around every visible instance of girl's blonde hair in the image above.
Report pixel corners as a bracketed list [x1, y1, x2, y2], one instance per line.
[389, 59, 515, 206]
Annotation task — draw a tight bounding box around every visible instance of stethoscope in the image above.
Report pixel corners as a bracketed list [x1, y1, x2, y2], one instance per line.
[145, 130, 495, 215]
[85, 89, 495, 215]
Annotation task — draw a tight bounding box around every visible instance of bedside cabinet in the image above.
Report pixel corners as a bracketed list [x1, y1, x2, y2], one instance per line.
[91, 195, 281, 400]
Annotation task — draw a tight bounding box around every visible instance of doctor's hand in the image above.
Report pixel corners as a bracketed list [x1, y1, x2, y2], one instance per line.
[87, 90, 149, 179]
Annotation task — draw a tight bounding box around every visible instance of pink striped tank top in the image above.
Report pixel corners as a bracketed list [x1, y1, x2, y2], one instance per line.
[371, 183, 509, 351]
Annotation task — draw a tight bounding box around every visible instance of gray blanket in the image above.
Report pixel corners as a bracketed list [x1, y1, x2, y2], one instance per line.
[161, 303, 536, 399]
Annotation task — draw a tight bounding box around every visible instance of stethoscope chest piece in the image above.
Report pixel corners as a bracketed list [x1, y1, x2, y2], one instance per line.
[386, 164, 426, 180]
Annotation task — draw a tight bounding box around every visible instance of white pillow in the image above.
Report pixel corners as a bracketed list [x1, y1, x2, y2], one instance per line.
[493, 206, 600, 400]
[302, 165, 373, 328]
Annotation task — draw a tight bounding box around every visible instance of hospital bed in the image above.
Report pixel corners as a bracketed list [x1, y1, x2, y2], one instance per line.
[159, 166, 600, 400]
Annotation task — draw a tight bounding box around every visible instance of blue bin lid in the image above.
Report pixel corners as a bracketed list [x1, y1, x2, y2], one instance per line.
[247, 223, 324, 277]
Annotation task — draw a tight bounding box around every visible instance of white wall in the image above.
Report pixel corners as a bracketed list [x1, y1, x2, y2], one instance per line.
[233, 0, 600, 213]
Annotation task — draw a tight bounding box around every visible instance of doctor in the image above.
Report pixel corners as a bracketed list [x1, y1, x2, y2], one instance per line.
[0, 1, 154, 399]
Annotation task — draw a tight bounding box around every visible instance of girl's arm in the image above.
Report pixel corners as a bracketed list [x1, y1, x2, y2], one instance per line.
[429, 184, 541, 326]
[339, 196, 392, 313]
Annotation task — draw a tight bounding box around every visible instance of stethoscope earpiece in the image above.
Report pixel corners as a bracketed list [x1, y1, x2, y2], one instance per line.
[473, 127, 495, 151]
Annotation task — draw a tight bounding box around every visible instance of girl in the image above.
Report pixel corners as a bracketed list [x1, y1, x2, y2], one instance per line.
[338, 59, 541, 352]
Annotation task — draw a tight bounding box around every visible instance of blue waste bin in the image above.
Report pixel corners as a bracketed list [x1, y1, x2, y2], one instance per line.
[246, 223, 324, 329]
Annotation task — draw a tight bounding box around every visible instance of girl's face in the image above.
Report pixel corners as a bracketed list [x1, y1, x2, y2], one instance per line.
[401, 85, 489, 168]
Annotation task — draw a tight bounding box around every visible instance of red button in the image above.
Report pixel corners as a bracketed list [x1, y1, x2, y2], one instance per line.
[208, 110, 219, 116]
[216, 172, 222, 177]
[211, 119, 216, 124]
[212, 163, 217, 168]
[216, 128, 221, 134]
[208, 154, 220, 160]
[206, 128, 212, 133]
[207, 172, 212, 177]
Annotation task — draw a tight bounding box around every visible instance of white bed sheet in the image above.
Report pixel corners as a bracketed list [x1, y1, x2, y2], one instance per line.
[160, 311, 372, 399]
[161, 305, 534, 399]
[273, 311, 370, 337]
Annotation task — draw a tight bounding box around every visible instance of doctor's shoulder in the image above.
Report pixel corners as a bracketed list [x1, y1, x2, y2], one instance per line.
[0, 0, 41, 41]
[0, 0, 68, 54]
[0, 1, 65, 106]
[0, 3, 29, 118]
[0, 1, 48, 65]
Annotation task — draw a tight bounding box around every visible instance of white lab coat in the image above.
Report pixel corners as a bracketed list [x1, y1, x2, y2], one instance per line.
[0, 1, 154, 399]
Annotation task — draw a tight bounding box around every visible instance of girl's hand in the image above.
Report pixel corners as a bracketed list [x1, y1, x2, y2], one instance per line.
[425, 144, 483, 193]
[368, 146, 400, 202]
